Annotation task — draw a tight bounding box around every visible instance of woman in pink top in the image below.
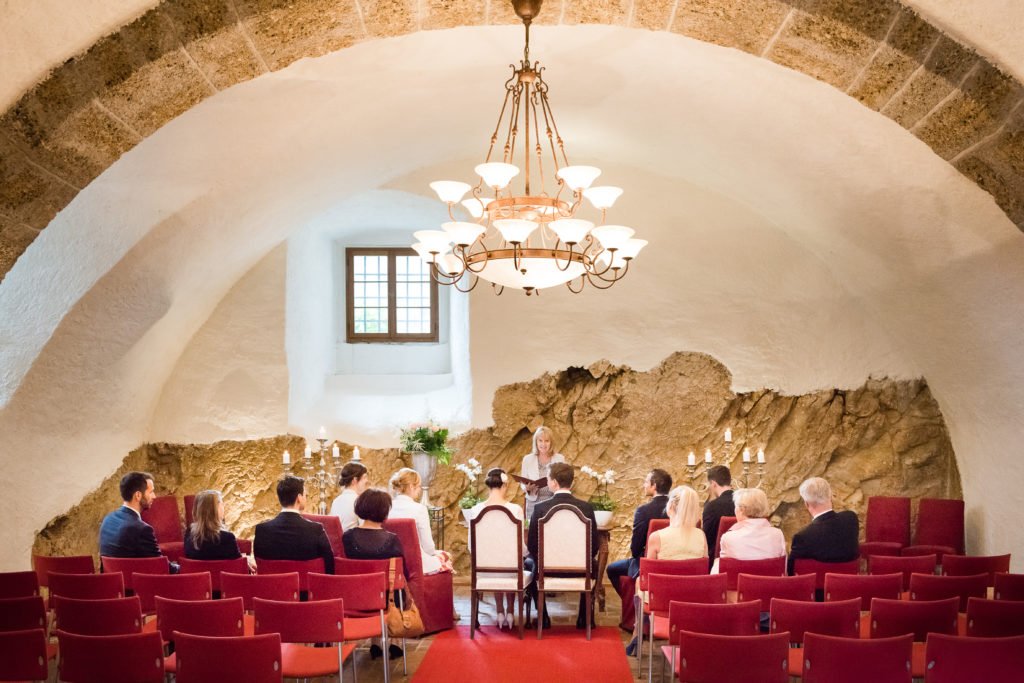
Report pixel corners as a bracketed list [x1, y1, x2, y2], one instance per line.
[719, 488, 786, 561]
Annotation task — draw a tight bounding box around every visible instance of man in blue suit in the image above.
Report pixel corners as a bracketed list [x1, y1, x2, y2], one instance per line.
[99, 471, 180, 572]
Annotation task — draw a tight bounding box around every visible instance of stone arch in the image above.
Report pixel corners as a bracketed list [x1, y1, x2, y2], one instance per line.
[0, 0, 1022, 281]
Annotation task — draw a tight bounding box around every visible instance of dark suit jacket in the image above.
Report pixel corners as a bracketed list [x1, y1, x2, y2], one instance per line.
[787, 509, 860, 574]
[254, 511, 335, 574]
[184, 529, 242, 561]
[99, 506, 162, 559]
[630, 494, 670, 559]
[527, 492, 600, 572]
[702, 489, 735, 559]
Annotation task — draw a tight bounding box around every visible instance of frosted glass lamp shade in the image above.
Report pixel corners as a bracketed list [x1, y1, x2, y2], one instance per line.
[493, 218, 538, 243]
[461, 197, 490, 218]
[439, 253, 465, 275]
[411, 242, 431, 261]
[475, 162, 520, 189]
[442, 221, 486, 246]
[412, 229, 452, 254]
[617, 238, 647, 259]
[429, 180, 471, 204]
[550, 218, 594, 245]
[590, 224, 635, 251]
[557, 165, 601, 191]
[583, 186, 623, 210]
[597, 250, 628, 270]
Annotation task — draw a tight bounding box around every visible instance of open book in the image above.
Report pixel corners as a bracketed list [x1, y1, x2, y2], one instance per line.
[511, 474, 548, 488]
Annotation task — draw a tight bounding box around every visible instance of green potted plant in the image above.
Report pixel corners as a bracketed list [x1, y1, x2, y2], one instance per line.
[455, 458, 484, 523]
[581, 465, 616, 527]
[399, 422, 454, 505]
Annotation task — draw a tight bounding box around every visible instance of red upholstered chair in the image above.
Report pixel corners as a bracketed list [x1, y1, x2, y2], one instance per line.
[254, 598, 355, 680]
[634, 554, 715, 667]
[923, 633, 1024, 683]
[614, 518, 671, 631]
[677, 630, 790, 683]
[662, 601, 760, 679]
[0, 570, 39, 598]
[183, 494, 196, 530]
[154, 596, 244, 674]
[803, 633, 913, 683]
[909, 572, 987, 612]
[792, 557, 860, 593]
[334, 557, 407, 588]
[32, 554, 94, 591]
[994, 572, 1024, 600]
[771, 597, 861, 675]
[0, 628, 48, 683]
[718, 556, 786, 591]
[713, 516, 738, 559]
[48, 571, 124, 607]
[964, 596, 1024, 637]
[173, 631, 282, 683]
[308, 572, 391, 682]
[737, 573, 816, 612]
[57, 629, 165, 683]
[220, 571, 300, 612]
[254, 557, 324, 594]
[645, 573, 727, 681]
[54, 596, 143, 635]
[860, 496, 911, 558]
[140, 495, 185, 562]
[101, 555, 170, 594]
[133, 572, 211, 615]
[870, 553, 937, 590]
[870, 596, 959, 678]
[178, 556, 249, 595]
[302, 513, 346, 557]
[0, 596, 47, 632]
[902, 498, 964, 559]
[825, 572, 903, 611]
[942, 553, 1011, 585]
[237, 538, 253, 554]
[382, 517, 454, 634]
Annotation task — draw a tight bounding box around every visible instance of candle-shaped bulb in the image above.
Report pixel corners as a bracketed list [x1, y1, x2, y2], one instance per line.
[283, 450, 291, 465]
[304, 444, 312, 459]
[704, 448, 713, 464]
[687, 452, 696, 467]
[319, 425, 327, 438]
[724, 428, 732, 443]
[332, 444, 340, 459]
[352, 446, 361, 461]
[757, 448, 765, 464]
[742, 447, 751, 463]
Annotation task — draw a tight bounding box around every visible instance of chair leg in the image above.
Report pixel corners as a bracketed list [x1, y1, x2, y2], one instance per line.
[470, 590, 477, 640]
[337, 642, 344, 683]
[398, 591, 408, 675]
[586, 589, 593, 641]
[635, 599, 643, 679]
[537, 591, 545, 640]
[378, 612, 385, 683]
[517, 591, 524, 640]
[647, 622, 655, 683]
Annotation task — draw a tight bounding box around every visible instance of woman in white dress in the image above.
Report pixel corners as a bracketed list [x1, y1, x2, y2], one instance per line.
[520, 426, 566, 521]
[469, 468, 527, 630]
[329, 461, 369, 531]
[388, 468, 452, 574]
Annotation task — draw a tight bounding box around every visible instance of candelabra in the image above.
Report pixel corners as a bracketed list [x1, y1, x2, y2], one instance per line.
[282, 432, 345, 515]
[685, 429, 768, 490]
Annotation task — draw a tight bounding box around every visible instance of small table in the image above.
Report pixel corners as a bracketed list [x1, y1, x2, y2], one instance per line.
[595, 524, 612, 612]
[428, 506, 446, 550]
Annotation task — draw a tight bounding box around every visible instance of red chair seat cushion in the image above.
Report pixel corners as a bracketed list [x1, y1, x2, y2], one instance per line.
[652, 614, 670, 640]
[789, 648, 804, 676]
[164, 651, 178, 674]
[343, 615, 382, 641]
[280, 643, 356, 678]
[912, 642, 926, 678]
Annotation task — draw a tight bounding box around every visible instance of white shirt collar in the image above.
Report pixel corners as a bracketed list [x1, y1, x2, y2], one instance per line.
[811, 508, 833, 520]
[280, 508, 302, 514]
[121, 503, 141, 518]
[553, 490, 572, 496]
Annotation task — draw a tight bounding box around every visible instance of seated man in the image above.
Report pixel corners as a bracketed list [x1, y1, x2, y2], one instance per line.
[606, 468, 671, 594]
[254, 475, 335, 574]
[527, 462, 599, 629]
[702, 465, 735, 570]
[787, 476, 859, 578]
[99, 471, 180, 573]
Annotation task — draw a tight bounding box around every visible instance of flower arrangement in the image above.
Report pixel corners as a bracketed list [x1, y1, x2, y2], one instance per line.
[581, 465, 617, 512]
[454, 458, 484, 509]
[398, 422, 454, 465]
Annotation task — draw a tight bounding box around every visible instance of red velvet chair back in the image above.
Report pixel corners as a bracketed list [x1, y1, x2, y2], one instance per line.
[648, 573, 727, 615]
[132, 572, 211, 614]
[910, 498, 964, 555]
[737, 573, 816, 612]
[638, 557, 708, 591]
[254, 558, 324, 592]
[220, 572, 300, 611]
[141, 495, 183, 543]
[994, 572, 1024, 600]
[909, 572, 987, 612]
[178, 557, 250, 593]
[253, 597, 345, 644]
[802, 632, 912, 683]
[32, 554, 94, 588]
[382, 517, 454, 633]
[301, 513, 346, 558]
[48, 571, 124, 605]
[173, 631, 281, 683]
[667, 600, 760, 645]
[54, 596, 143, 636]
[0, 596, 46, 632]
[183, 494, 196, 529]
[646, 518, 669, 543]
[334, 557, 407, 588]
[56, 630, 165, 683]
[101, 556, 170, 593]
[792, 558, 860, 591]
[870, 553, 937, 590]
[825, 572, 902, 611]
[155, 596, 244, 643]
[713, 516, 738, 559]
[0, 571, 39, 599]
[923, 633, 1024, 683]
[770, 597, 861, 643]
[965, 596, 1024, 637]
[869, 596, 959, 640]
[381, 518, 424, 580]
[308, 572, 387, 614]
[0, 628, 48, 682]
[678, 630, 790, 683]
[865, 497, 911, 546]
[718, 556, 785, 591]
[942, 553, 1011, 585]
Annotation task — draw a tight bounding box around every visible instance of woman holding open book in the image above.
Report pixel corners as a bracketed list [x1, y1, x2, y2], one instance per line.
[519, 425, 566, 520]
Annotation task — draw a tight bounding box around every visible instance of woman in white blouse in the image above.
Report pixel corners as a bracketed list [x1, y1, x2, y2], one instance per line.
[389, 468, 452, 574]
[519, 426, 566, 521]
[329, 461, 369, 531]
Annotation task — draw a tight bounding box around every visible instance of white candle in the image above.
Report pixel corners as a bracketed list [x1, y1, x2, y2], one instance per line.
[687, 452, 696, 467]
[757, 449, 766, 464]
[352, 446, 361, 461]
[704, 448, 713, 464]
[742, 448, 751, 463]
[304, 444, 312, 459]
[319, 426, 327, 438]
[332, 444, 340, 459]
[724, 428, 732, 443]
[283, 450, 290, 465]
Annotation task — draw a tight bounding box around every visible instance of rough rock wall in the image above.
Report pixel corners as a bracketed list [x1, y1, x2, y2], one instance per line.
[35, 352, 960, 571]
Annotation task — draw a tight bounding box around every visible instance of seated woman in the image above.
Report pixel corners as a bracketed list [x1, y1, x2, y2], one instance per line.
[718, 488, 785, 562]
[388, 468, 453, 574]
[469, 468, 528, 631]
[330, 461, 370, 531]
[184, 489, 243, 560]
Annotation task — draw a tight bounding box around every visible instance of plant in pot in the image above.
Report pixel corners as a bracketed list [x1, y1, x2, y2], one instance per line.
[399, 422, 454, 505]
[581, 465, 617, 527]
[454, 458, 484, 523]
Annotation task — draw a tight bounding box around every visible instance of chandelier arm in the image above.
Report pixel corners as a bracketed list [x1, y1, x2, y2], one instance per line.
[428, 261, 463, 286]
[523, 79, 531, 195]
[463, 248, 491, 274]
[584, 270, 620, 290]
[451, 271, 481, 293]
[530, 89, 547, 194]
[591, 257, 631, 283]
[566, 275, 586, 294]
[506, 83, 522, 166]
[553, 240, 574, 272]
[492, 283, 505, 296]
[584, 246, 616, 278]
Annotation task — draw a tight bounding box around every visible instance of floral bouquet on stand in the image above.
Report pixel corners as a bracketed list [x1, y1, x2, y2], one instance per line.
[398, 422, 454, 464]
[581, 465, 617, 526]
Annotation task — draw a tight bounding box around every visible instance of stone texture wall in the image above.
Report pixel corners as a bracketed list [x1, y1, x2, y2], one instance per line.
[35, 352, 959, 572]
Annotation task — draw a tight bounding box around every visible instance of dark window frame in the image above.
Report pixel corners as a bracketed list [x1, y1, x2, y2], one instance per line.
[346, 247, 439, 343]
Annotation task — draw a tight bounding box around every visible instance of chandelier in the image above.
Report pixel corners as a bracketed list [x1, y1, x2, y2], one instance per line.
[411, 0, 645, 296]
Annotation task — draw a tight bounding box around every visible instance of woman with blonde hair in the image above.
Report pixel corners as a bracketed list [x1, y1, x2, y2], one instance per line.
[718, 488, 785, 562]
[646, 485, 707, 560]
[389, 468, 453, 574]
[519, 425, 566, 520]
[184, 490, 243, 560]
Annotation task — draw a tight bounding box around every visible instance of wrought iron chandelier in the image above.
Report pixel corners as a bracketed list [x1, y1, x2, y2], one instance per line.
[412, 0, 645, 296]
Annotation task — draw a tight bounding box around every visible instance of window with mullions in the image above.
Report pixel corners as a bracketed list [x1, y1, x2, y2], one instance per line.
[346, 248, 439, 343]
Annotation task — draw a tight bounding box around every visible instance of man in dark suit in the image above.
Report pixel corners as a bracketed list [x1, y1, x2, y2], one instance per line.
[787, 477, 860, 578]
[254, 475, 335, 574]
[527, 462, 599, 629]
[99, 471, 180, 573]
[702, 465, 735, 569]
[606, 469, 671, 591]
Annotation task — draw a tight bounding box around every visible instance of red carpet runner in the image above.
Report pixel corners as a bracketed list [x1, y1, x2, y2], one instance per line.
[412, 626, 634, 682]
